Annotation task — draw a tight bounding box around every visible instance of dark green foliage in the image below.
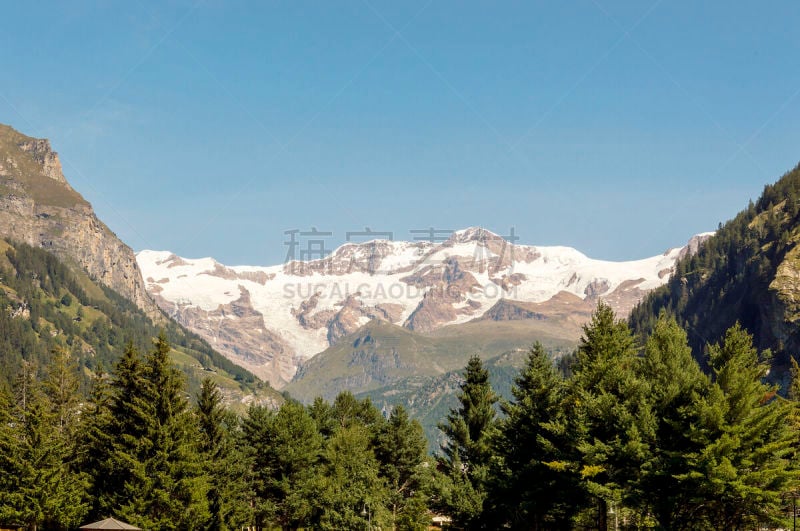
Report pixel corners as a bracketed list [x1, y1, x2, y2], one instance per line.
[636, 313, 713, 528]
[84, 335, 209, 530]
[487, 343, 583, 529]
[0, 240, 259, 397]
[242, 401, 322, 529]
[689, 324, 798, 528]
[316, 423, 388, 530]
[196, 378, 252, 531]
[630, 162, 800, 372]
[437, 355, 498, 527]
[374, 406, 432, 530]
[0, 356, 89, 530]
[569, 302, 655, 528]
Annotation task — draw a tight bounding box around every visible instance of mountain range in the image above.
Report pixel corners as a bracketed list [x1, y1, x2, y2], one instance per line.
[13, 118, 800, 430]
[137, 227, 712, 389]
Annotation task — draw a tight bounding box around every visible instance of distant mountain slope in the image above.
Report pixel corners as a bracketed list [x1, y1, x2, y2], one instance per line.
[139, 229, 710, 387]
[0, 123, 157, 317]
[284, 318, 578, 403]
[630, 162, 800, 380]
[0, 238, 280, 407]
[358, 347, 539, 451]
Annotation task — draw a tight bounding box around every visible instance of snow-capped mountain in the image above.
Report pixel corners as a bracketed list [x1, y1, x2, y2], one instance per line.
[137, 228, 712, 387]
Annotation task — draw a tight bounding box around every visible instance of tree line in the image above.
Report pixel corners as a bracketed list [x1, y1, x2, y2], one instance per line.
[440, 303, 799, 529]
[1, 302, 799, 530]
[0, 331, 434, 530]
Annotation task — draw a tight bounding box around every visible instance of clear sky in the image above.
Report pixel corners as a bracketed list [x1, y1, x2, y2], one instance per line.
[2, 1, 800, 265]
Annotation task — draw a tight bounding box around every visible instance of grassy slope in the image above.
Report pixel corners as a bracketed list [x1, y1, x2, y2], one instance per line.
[0, 123, 87, 208]
[284, 317, 577, 404]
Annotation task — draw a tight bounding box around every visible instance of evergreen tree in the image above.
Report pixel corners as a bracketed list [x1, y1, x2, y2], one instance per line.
[121, 332, 209, 530]
[437, 355, 498, 527]
[81, 365, 116, 522]
[0, 383, 19, 525]
[196, 378, 252, 531]
[43, 346, 80, 437]
[243, 400, 322, 530]
[3, 358, 88, 530]
[317, 423, 388, 530]
[329, 391, 384, 433]
[89, 342, 149, 517]
[636, 312, 712, 528]
[374, 406, 431, 530]
[90, 334, 209, 530]
[687, 324, 798, 528]
[568, 302, 654, 529]
[487, 343, 582, 529]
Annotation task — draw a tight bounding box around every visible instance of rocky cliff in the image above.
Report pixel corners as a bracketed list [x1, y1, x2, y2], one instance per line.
[0, 124, 159, 318]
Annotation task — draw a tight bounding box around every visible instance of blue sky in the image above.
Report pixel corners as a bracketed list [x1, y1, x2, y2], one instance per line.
[2, 1, 800, 265]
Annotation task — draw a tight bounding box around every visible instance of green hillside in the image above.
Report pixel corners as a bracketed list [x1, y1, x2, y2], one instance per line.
[284, 314, 577, 447]
[284, 317, 577, 404]
[358, 346, 546, 450]
[0, 238, 281, 406]
[630, 161, 800, 385]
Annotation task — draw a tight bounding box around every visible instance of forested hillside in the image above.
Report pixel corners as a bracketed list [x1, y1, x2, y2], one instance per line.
[0, 238, 278, 404]
[630, 162, 800, 380]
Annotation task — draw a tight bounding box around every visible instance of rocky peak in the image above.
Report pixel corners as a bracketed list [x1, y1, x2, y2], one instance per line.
[447, 226, 505, 244]
[0, 123, 160, 319]
[677, 232, 715, 261]
[17, 138, 69, 185]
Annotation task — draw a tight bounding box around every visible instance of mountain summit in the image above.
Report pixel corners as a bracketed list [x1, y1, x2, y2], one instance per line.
[138, 229, 711, 387]
[0, 124, 157, 317]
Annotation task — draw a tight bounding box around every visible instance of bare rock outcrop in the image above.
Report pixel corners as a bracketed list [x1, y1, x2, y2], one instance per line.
[155, 285, 295, 387]
[0, 124, 159, 318]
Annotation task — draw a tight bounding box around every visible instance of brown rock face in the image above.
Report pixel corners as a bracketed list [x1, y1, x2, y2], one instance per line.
[154, 285, 296, 387]
[0, 124, 159, 318]
[403, 258, 483, 332]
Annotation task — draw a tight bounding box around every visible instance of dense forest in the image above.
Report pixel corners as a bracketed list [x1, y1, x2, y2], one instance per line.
[630, 162, 800, 378]
[1, 302, 798, 530]
[0, 239, 266, 399]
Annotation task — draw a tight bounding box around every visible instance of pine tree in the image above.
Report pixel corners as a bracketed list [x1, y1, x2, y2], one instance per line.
[120, 332, 209, 530]
[0, 383, 19, 525]
[569, 302, 654, 529]
[687, 324, 798, 528]
[437, 355, 498, 527]
[317, 423, 388, 530]
[374, 406, 431, 530]
[487, 343, 583, 529]
[3, 357, 88, 530]
[81, 365, 116, 522]
[88, 342, 150, 517]
[636, 312, 712, 528]
[43, 346, 80, 437]
[242, 400, 322, 529]
[196, 378, 252, 531]
[91, 334, 209, 529]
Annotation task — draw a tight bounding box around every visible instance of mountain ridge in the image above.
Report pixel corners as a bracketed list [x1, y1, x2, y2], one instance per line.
[0, 123, 159, 319]
[139, 228, 712, 387]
